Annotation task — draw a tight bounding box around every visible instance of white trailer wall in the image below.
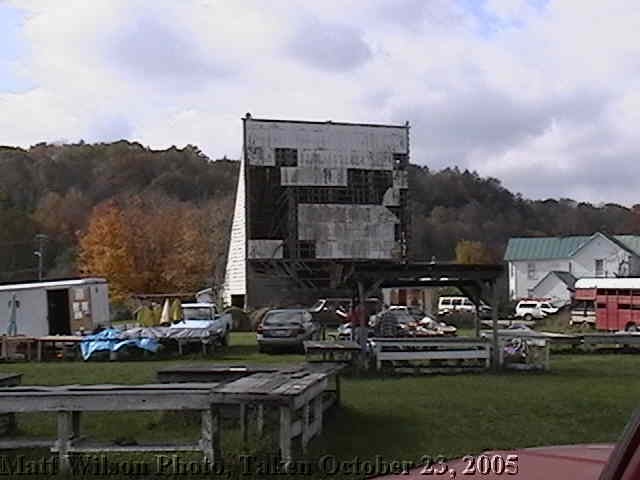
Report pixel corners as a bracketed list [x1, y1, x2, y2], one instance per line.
[0, 289, 48, 337]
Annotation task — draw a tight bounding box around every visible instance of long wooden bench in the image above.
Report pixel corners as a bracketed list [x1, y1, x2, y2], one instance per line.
[370, 337, 492, 373]
[0, 383, 220, 471]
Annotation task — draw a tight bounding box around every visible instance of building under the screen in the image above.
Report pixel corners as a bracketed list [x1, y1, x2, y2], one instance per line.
[222, 114, 410, 308]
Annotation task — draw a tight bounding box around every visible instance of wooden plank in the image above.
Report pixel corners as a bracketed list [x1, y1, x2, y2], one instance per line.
[51, 441, 203, 453]
[0, 373, 22, 387]
[378, 350, 491, 361]
[304, 362, 347, 375]
[0, 438, 53, 449]
[256, 404, 265, 438]
[301, 402, 311, 452]
[393, 366, 489, 375]
[239, 403, 248, 447]
[279, 407, 292, 464]
[373, 341, 491, 350]
[214, 373, 292, 395]
[0, 390, 214, 413]
[158, 364, 302, 375]
[37, 336, 84, 342]
[56, 411, 74, 472]
[304, 341, 361, 351]
[273, 373, 326, 396]
[3, 383, 217, 392]
[290, 379, 329, 411]
[313, 395, 323, 437]
[200, 406, 221, 463]
[371, 337, 491, 344]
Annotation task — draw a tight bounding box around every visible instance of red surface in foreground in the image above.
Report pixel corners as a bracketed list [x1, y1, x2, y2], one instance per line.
[377, 444, 614, 479]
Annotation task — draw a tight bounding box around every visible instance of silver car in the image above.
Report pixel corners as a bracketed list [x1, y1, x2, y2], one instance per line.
[256, 309, 320, 353]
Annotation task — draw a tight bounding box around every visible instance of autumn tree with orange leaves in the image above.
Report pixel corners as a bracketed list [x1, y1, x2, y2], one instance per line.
[78, 194, 230, 301]
[455, 240, 495, 264]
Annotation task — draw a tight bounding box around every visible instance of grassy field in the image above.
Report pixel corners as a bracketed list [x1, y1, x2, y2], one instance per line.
[1, 332, 639, 479]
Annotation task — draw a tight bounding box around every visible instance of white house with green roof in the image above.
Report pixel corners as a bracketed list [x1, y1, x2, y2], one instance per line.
[504, 233, 640, 302]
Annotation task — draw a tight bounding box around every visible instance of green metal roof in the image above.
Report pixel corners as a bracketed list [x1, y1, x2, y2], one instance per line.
[614, 235, 640, 256]
[504, 234, 640, 261]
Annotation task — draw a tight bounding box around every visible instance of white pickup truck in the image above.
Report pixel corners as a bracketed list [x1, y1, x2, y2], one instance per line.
[172, 302, 233, 346]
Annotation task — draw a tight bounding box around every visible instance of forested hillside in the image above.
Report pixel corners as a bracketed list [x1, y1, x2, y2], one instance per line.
[408, 165, 640, 262]
[1, 141, 639, 295]
[0, 141, 237, 296]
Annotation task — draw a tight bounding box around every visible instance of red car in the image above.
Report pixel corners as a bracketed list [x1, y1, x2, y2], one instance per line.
[377, 411, 640, 479]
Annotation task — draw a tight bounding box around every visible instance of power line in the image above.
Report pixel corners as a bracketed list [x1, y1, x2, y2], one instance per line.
[0, 268, 38, 275]
[0, 240, 39, 247]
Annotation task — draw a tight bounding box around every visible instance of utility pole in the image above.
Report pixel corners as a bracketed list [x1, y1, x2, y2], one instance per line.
[34, 234, 47, 281]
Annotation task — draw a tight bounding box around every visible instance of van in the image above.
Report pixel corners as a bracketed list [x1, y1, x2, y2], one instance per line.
[437, 296, 490, 317]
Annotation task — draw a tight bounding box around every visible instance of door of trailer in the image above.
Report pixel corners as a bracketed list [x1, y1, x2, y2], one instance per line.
[47, 289, 71, 335]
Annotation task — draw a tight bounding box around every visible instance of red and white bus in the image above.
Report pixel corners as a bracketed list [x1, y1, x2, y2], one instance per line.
[573, 278, 640, 331]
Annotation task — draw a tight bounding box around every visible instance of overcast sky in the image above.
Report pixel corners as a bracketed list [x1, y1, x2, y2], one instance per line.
[1, 0, 639, 205]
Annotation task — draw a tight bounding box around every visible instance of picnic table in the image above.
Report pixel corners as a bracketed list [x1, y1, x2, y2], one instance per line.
[157, 362, 344, 461]
[209, 366, 340, 462]
[0, 364, 344, 468]
[303, 340, 361, 363]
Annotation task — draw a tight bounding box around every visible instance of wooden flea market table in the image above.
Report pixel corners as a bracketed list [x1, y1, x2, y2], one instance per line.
[0, 363, 345, 468]
[0, 383, 221, 471]
[0, 336, 36, 361]
[35, 335, 85, 361]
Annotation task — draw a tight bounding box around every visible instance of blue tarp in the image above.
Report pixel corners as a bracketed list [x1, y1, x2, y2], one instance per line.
[80, 328, 160, 360]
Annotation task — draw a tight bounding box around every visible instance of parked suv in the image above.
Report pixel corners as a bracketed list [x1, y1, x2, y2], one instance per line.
[515, 300, 559, 321]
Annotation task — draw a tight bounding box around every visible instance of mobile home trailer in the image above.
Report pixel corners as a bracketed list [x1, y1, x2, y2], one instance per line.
[0, 278, 110, 337]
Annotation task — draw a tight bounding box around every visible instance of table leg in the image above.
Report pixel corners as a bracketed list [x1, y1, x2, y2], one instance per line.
[313, 395, 323, 436]
[200, 406, 222, 464]
[239, 403, 248, 447]
[56, 411, 74, 472]
[256, 404, 265, 438]
[279, 407, 292, 464]
[301, 402, 311, 453]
